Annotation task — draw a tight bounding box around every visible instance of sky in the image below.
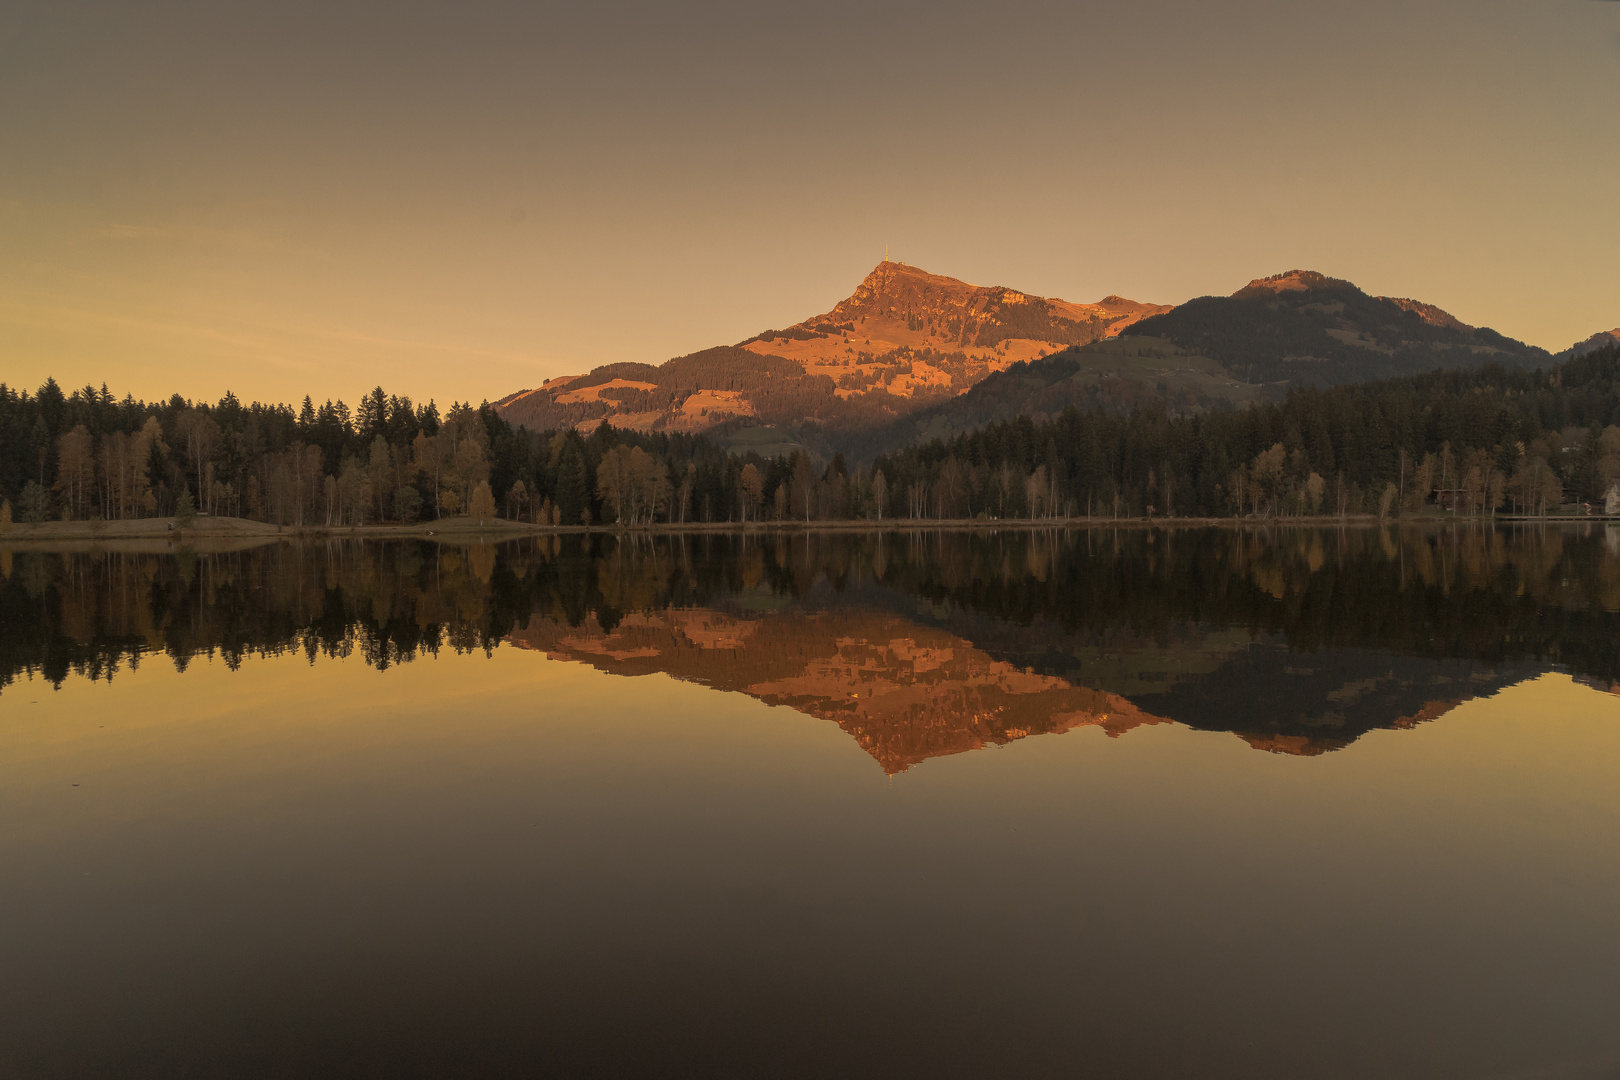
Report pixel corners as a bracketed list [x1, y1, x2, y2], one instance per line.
[2, 0, 1618, 408]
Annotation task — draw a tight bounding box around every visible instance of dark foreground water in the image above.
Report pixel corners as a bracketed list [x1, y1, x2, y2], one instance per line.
[2, 526, 1619, 1079]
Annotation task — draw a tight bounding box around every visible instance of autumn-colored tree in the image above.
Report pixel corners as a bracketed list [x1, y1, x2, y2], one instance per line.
[1228, 464, 1249, 516]
[738, 463, 763, 522]
[468, 480, 497, 523]
[1462, 465, 1485, 515]
[596, 445, 667, 525]
[1378, 483, 1398, 521]
[1509, 457, 1562, 516]
[99, 432, 128, 520]
[53, 425, 94, 521]
[1024, 465, 1048, 520]
[1485, 466, 1507, 516]
[452, 438, 490, 511]
[245, 473, 263, 520]
[597, 446, 635, 523]
[1250, 444, 1287, 516]
[1304, 472, 1325, 515]
[339, 456, 370, 525]
[268, 463, 296, 524]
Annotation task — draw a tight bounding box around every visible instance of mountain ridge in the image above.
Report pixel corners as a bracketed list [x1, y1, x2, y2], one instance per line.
[1557, 328, 1620, 361]
[496, 261, 1579, 458]
[494, 261, 1169, 445]
[850, 267, 1556, 455]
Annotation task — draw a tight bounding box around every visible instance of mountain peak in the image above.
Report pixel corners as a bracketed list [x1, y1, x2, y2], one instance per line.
[816, 261, 1166, 333]
[826, 261, 985, 321]
[1232, 271, 1472, 330]
[1235, 270, 1355, 297]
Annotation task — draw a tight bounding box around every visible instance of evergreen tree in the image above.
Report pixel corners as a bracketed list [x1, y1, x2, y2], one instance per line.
[556, 443, 588, 525]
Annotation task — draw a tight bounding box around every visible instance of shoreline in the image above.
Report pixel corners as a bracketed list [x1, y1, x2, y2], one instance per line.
[2, 512, 1615, 547]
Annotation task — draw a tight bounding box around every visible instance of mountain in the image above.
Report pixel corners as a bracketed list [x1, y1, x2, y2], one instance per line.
[1557, 328, 1620, 361]
[498, 263, 1557, 459]
[493, 261, 1170, 447]
[862, 269, 1554, 454]
[1120, 269, 1549, 386]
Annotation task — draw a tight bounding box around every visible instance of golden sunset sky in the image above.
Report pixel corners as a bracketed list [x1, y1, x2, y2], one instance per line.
[2, 0, 1617, 407]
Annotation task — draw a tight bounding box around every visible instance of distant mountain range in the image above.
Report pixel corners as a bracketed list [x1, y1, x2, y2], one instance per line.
[495, 261, 1607, 457]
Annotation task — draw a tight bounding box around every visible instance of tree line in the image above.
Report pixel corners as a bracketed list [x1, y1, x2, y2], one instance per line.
[0, 378, 848, 529]
[4, 343, 1620, 529]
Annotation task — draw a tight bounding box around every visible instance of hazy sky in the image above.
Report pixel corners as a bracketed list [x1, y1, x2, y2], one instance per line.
[3, 0, 1617, 407]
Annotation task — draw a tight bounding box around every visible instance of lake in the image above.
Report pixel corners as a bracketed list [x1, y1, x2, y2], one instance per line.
[3, 526, 1619, 1079]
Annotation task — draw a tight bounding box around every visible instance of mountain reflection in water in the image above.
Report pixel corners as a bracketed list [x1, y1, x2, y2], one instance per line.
[7, 524, 1619, 770]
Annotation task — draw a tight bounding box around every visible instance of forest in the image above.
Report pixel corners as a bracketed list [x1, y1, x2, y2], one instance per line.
[2, 343, 1619, 529]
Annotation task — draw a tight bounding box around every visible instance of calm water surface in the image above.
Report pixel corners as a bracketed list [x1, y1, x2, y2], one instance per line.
[2, 527, 1619, 1079]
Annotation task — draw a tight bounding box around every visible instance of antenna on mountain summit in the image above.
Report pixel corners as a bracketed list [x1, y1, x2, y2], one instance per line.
[883, 244, 889, 263]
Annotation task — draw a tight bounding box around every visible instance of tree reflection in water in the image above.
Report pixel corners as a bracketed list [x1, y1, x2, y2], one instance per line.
[5, 524, 1618, 767]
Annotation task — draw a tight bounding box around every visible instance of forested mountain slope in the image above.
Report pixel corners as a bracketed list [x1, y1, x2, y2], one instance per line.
[1121, 270, 1549, 387]
[1557, 328, 1620, 361]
